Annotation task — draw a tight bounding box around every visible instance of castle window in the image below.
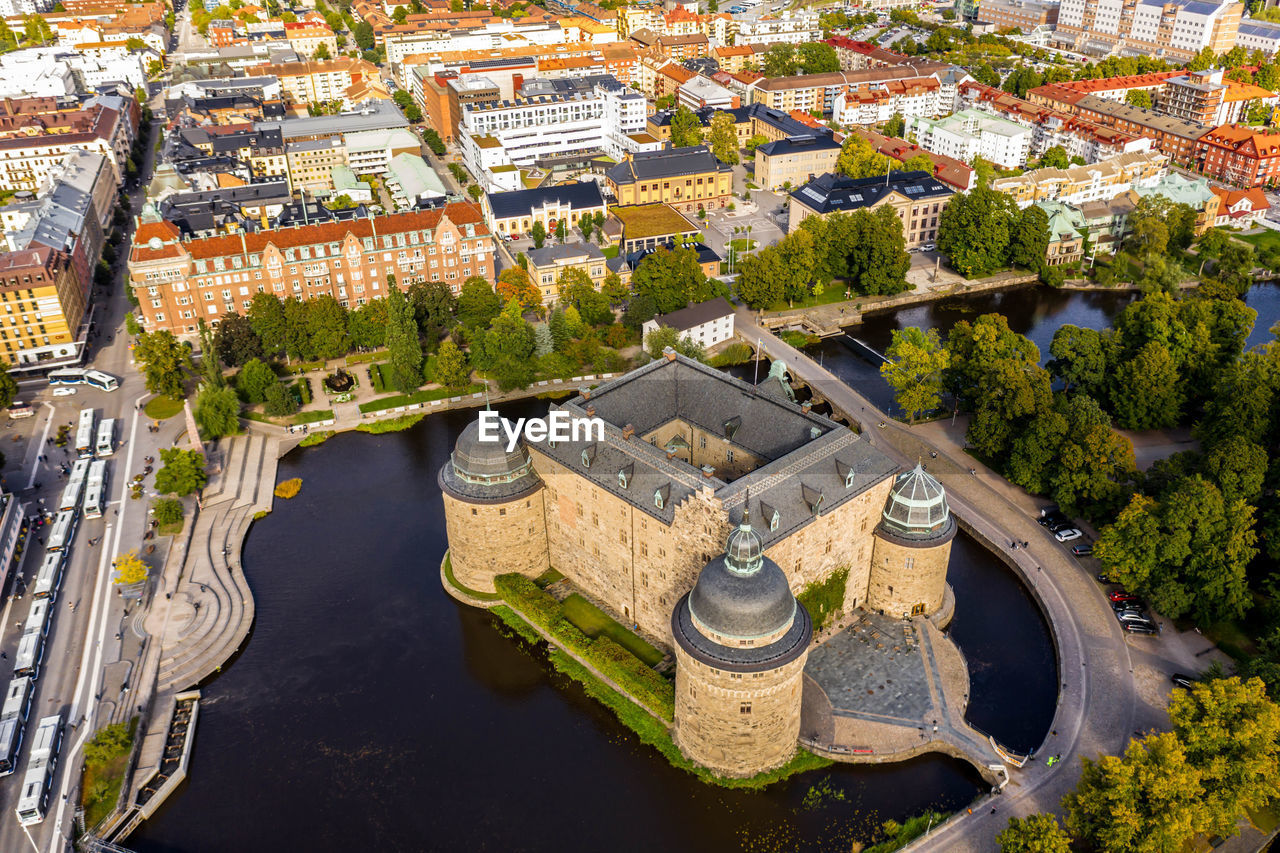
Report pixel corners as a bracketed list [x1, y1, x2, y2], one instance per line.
[740, 702, 752, 715]
[699, 434, 706, 449]
[641, 542, 648, 556]
[581, 444, 596, 468]
[618, 463, 633, 489]
[592, 513, 599, 528]
[620, 531, 627, 544]
[499, 508, 506, 516]
[905, 557, 915, 570]
[726, 449, 735, 463]
[471, 508, 477, 516]
[825, 540, 832, 554]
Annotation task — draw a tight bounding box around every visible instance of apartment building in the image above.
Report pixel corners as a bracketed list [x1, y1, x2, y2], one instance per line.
[129, 203, 495, 337]
[384, 18, 569, 67]
[754, 134, 841, 191]
[459, 75, 649, 189]
[605, 145, 733, 214]
[735, 10, 819, 44]
[678, 76, 738, 111]
[0, 106, 128, 193]
[751, 62, 955, 115]
[1028, 86, 1209, 163]
[0, 247, 84, 366]
[1211, 185, 1270, 227]
[254, 57, 384, 108]
[344, 129, 422, 175]
[787, 170, 954, 247]
[284, 137, 347, 196]
[825, 37, 912, 71]
[977, 0, 1059, 31]
[832, 77, 947, 127]
[1054, 0, 1241, 61]
[1161, 69, 1277, 126]
[284, 21, 339, 57]
[905, 109, 1033, 169]
[1235, 17, 1280, 54]
[527, 243, 608, 303]
[1196, 124, 1280, 188]
[990, 150, 1169, 207]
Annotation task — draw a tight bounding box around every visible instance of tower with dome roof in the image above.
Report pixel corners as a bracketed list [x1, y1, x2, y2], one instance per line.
[867, 463, 956, 618]
[670, 505, 812, 777]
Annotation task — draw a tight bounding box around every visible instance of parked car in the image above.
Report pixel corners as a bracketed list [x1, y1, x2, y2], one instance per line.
[1071, 543, 1093, 556]
[921, 242, 936, 251]
[1039, 509, 1070, 529]
[1117, 611, 1153, 624]
[1097, 572, 1116, 584]
[1171, 673, 1196, 688]
[1125, 622, 1158, 635]
[1108, 591, 1139, 603]
[52, 387, 77, 397]
[1055, 528, 1082, 542]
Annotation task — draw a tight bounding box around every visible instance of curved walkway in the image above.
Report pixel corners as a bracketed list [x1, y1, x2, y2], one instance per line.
[738, 311, 1137, 852]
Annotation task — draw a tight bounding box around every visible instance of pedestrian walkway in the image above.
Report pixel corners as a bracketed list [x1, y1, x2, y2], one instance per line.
[149, 433, 278, 692]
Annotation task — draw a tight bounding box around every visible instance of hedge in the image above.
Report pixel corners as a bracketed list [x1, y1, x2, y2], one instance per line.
[495, 573, 674, 721]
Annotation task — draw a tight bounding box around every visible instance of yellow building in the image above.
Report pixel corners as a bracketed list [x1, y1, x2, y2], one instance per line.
[604, 145, 733, 215]
[0, 247, 84, 365]
[284, 137, 347, 196]
[525, 243, 609, 304]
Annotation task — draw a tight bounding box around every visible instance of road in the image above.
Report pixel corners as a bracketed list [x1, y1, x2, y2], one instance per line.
[0, 91, 175, 853]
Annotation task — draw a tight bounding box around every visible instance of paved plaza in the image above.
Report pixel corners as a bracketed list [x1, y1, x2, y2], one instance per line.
[807, 612, 931, 725]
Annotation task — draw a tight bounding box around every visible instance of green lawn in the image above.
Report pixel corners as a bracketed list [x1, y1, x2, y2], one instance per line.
[358, 383, 484, 414]
[293, 409, 335, 424]
[729, 238, 757, 252]
[345, 350, 387, 366]
[761, 282, 858, 312]
[1239, 230, 1280, 253]
[369, 363, 391, 394]
[144, 396, 184, 420]
[561, 594, 664, 666]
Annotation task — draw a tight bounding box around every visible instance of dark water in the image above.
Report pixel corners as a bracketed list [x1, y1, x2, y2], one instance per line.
[806, 282, 1280, 416]
[129, 403, 1055, 853]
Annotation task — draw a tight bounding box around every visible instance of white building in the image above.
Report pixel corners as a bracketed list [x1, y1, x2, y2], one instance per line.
[678, 76, 737, 111]
[1236, 18, 1280, 54]
[905, 108, 1033, 169]
[735, 10, 819, 45]
[0, 47, 147, 96]
[384, 20, 568, 66]
[0, 0, 53, 15]
[344, 128, 423, 175]
[642, 297, 736, 351]
[460, 75, 654, 191]
[832, 78, 948, 127]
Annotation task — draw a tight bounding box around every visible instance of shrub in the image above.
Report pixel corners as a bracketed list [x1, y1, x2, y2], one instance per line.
[298, 430, 333, 447]
[151, 498, 183, 527]
[274, 478, 302, 499]
[710, 342, 753, 367]
[797, 567, 849, 633]
[264, 382, 299, 416]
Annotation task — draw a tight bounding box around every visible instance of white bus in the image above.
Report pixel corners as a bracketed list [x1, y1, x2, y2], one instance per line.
[15, 714, 62, 827]
[95, 418, 116, 457]
[13, 629, 43, 680]
[83, 459, 107, 520]
[46, 369, 118, 392]
[58, 457, 91, 512]
[25, 598, 49, 638]
[46, 509, 77, 553]
[31, 553, 64, 601]
[0, 677, 33, 777]
[47, 368, 84, 386]
[75, 409, 95, 457]
[7, 400, 32, 419]
[84, 370, 119, 392]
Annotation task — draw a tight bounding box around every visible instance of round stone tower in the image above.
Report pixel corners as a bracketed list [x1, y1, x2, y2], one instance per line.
[671, 510, 812, 778]
[438, 416, 548, 594]
[867, 464, 956, 618]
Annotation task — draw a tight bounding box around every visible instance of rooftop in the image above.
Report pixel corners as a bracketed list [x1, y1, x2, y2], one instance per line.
[610, 203, 700, 240]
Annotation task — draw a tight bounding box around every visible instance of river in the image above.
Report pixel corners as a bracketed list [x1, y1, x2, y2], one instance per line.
[129, 400, 1055, 853]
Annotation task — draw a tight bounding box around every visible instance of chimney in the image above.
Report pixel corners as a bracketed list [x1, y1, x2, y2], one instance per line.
[585, 403, 596, 417]
[622, 423, 634, 440]
[579, 385, 591, 400]
[700, 465, 715, 478]
[801, 401, 812, 413]
[663, 345, 677, 362]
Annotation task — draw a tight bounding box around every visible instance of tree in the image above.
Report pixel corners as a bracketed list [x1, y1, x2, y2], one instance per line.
[735, 248, 786, 309]
[384, 285, 423, 394]
[1095, 476, 1256, 623]
[194, 384, 240, 439]
[557, 268, 612, 325]
[1200, 435, 1268, 504]
[0, 359, 16, 410]
[134, 330, 193, 398]
[215, 313, 263, 367]
[644, 325, 706, 362]
[1048, 325, 1111, 397]
[745, 133, 769, 154]
[113, 550, 148, 586]
[997, 814, 1071, 853]
[708, 111, 739, 165]
[530, 220, 546, 249]
[836, 134, 894, 179]
[1169, 676, 1280, 838]
[263, 381, 299, 416]
[1064, 733, 1208, 853]
[353, 20, 374, 48]
[248, 292, 287, 356]
[457, 277, 501, 329]
[497, 266, 542, 309]
[1126, 88, 1153, 109]
[1187, 45, 1216, 72]
[155, 449, 208, 497]
[421, 128, 446, 156]
[881, 327, 949, 423]
[22, 14, 51, 44]
[474, 301, 536, 390]
[305, 294, 349, 360]
[669, 105, 703, 149]
[937, 186, 1019, 278]
[602, 270, 628, 305]
[883, 112, 906, 138]
[433, 338, 470, 390]
[1037, 145, 1069, 170]
[1048, 394, 1135, 518]
[314, 42, 331, 59]
[630, 246, 719, 313]
[236, 358, 277, 404]
[762, 43, 798, 76]
[152, 497, 184, 527]
[796, 41, 838, 74]
[407, 279, 456, 343]
[1111, 341, 1184, 429]
[347, 299, 388, 350]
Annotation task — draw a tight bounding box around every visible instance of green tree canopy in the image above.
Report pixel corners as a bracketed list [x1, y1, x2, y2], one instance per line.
[937, 186, 1020, 278]
[215, 313, 263, 367]
[432, 338, 470, 390]
[236, 358, 277, 404]
[630, 246, 719, 314]
[385, 285, 423, 394]
[669, 105, 703, 148]
[134, 330, 193, 398]
[881, 327, 949, 424]
[155, 449, 208, 497]
[456, 277, 502, 329]
[708, 111, 739, 165]
[997, 813, 1071, 853]
[194, 384, 240, 439]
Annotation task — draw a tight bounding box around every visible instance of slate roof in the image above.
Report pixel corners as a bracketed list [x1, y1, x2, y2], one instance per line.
[536, 355, 900, 538]
[605, 146, 731, 185]
[648, 297, 733, 333]
[486, 181, 605, 221]
[790, 170, 953, 215]
[757, 134, 841, 157]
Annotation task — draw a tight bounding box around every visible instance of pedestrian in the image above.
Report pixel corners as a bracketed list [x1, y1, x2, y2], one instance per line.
[990, 807, 996, 815]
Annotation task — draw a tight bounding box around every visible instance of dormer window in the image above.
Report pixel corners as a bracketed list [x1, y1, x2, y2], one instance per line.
[802, 483, 823, 516]
[761, 500, 779, 532]
[723, 415, 741, 440]
[618, 463, 633, 489]
[581, 443, 596, 468]
[655, 482, 670, 510]
[837, 459, 855, 489]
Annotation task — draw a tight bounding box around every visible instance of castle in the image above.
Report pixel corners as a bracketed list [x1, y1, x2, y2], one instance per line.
[440, 351, 958, 778]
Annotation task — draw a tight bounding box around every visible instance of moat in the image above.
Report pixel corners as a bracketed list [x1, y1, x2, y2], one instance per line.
[129, 401, 1054, 853]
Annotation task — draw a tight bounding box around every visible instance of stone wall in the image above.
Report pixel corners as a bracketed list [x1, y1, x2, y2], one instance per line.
[673, 644, 808, 777]
[532, 447, 730, 644]
[760, 477, 894, 612]
[441, 489, 549, 593]
[641, 419, 765, 482]
[866, 531, 952, 618]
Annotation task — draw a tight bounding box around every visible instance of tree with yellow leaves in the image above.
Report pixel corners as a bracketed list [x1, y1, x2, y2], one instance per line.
[113, 551, 148, 586]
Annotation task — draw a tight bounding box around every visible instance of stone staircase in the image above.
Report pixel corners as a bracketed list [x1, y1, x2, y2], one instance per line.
[156, 435, 279, 692]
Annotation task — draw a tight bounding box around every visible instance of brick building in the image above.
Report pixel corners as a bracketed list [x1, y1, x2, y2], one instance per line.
[1196, 124, 1280, 188]
[128, 202, 495, 337]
